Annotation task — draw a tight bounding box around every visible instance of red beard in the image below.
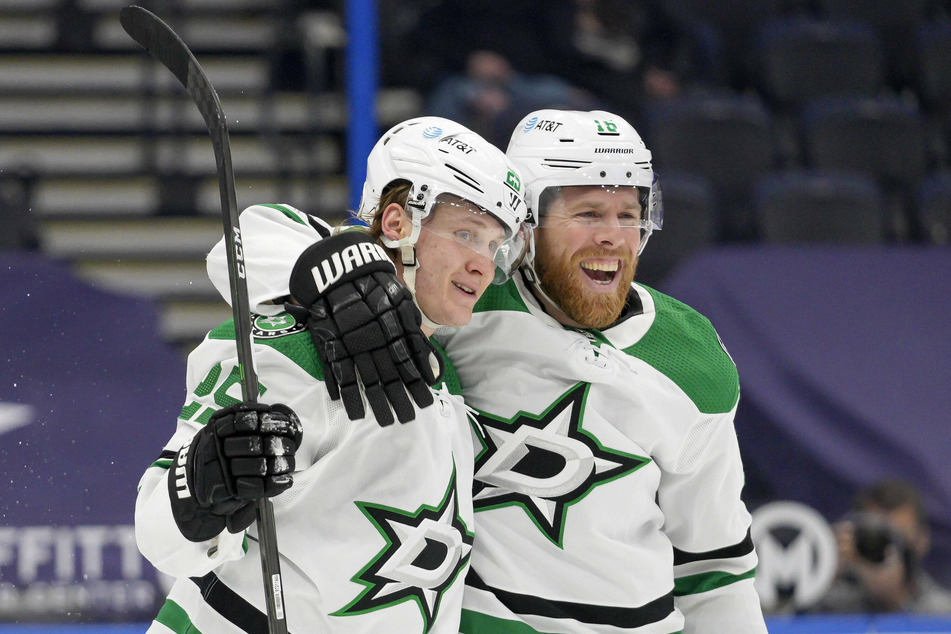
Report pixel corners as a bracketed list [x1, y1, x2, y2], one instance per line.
[533, 241, 637, 329]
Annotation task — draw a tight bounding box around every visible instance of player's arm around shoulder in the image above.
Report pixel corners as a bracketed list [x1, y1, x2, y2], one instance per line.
[206, 203, 332, 314]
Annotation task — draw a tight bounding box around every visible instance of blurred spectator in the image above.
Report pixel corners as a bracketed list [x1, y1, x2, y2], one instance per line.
[563, 0, 706, 112]
[392, 0, 705, 136]
[811, 479, 951, 614]
[426, 50, 598, 148]
[384, 0, 574, 96]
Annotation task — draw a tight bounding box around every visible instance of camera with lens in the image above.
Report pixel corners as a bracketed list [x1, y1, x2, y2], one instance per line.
[849, 512, 920, 583]
[853, 515, 901, 563]
[850, 512, 917, 574]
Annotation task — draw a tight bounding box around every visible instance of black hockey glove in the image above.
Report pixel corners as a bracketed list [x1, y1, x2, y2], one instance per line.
[288, 231, 443, 426]
[168, 402, 303, 543]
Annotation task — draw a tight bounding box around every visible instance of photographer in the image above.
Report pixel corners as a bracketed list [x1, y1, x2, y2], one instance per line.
[813, 479, 951, 614]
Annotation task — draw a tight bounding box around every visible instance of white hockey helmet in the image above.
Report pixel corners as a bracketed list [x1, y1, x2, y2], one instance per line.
[505, 109, 663, 255]
[356, 116, 528, 285]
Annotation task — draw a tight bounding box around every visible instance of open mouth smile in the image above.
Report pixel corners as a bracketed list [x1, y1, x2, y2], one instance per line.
[580, 260, 620, 285]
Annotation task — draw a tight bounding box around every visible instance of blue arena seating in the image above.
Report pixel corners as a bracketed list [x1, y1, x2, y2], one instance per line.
[914, 20, 951, 112]
[753, 17, 886, 113]
[813, 0, 939, 89]
[641, 92, 777, 241]
[752, 169, 886, 243]
[800, 95, 929, 238]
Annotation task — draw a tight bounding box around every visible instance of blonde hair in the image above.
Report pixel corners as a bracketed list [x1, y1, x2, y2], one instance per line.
[364, 180, 411, 241]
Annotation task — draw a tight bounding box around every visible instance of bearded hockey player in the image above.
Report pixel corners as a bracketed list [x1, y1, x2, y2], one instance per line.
[134, 117, 528, 633]
[193, 109, 767, 633]
[446, 110, 767, 633]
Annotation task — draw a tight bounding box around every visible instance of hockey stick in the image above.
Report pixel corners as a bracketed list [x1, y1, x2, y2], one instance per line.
[119, 6, 289, 633]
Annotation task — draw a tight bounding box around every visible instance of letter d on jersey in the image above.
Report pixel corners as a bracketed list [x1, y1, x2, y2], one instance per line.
[479, 427, 594, 498]
[378, 518, 465, 589]
[750, 501, 837, 612]
[311, 242, 390, 294]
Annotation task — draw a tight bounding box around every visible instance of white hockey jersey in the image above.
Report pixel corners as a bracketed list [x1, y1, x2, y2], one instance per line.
[199, 204, 767, 633]
[135, 307, 477, 633]
[440, 275, 766, 634]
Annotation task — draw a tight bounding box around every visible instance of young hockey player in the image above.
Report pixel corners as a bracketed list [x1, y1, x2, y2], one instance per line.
[201, 109, 767, 633]
[134, 117, 527, 633]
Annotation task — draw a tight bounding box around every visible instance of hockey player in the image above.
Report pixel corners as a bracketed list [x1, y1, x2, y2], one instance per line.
[201, 110, 767, 633]
[447, 110, 767, 633]
[134, 117, 528, 633]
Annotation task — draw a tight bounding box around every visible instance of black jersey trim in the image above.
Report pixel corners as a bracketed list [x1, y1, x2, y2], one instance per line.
[672, 529, 754, 565]
[307, 215, 332, 238]
[190, 572, 274, 634]
[612, 286, 645, 325]
[466, 569, 674, 628]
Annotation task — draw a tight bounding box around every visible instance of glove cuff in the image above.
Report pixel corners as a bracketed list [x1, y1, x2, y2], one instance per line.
[290, 231, 396, 306]
[168, 441, 227, 543]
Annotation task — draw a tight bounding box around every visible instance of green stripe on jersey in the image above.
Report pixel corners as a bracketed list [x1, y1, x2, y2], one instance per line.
[461, 610, 682, 634]
[476, 279, 738, 414]
[258, 203, 306, 225]
[154, 599, 202, 634]
[624, 286, 739, 414]
[673, 567, 756, 596]
[207, 313, 455, 390]
[178, 402, 201, 420]
[460, 610, 554, 633]
[208, 317, 324, 381]
[195, 407, 215, 425]
[431, 338, 462, 395]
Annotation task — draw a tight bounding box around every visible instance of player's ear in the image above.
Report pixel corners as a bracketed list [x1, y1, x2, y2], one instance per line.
[380, 203, 407, 241]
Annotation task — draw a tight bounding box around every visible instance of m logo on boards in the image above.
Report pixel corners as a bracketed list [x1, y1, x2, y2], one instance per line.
[751, 501, 838, 612]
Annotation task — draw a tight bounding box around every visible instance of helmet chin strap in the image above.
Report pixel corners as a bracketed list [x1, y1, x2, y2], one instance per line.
[398, 246, 444, 331]
[381, 225, 445, 331]
[520, 261, 571, 320]
[517, 230, 570, 318]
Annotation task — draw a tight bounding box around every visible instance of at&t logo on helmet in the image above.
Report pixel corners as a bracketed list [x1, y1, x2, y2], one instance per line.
[523, 118, 563, 134]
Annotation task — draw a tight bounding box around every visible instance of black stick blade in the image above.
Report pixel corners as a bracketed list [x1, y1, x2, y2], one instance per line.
[119, 5, 225, 134]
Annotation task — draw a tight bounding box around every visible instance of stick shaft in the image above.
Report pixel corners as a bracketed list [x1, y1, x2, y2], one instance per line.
[120, 6, 287, 632]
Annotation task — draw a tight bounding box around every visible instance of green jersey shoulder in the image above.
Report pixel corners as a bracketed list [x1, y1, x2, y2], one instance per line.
[207, 311, 461, 395]
[208, 312, 324, 380]
[473, 278, 738, 414]
[624, 284, 739, 415]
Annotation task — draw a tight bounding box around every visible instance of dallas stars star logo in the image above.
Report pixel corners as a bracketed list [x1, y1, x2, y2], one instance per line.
[473, 383, 650, 546]
[334, 464, 474, 633]
[251, 312, 304, 338]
